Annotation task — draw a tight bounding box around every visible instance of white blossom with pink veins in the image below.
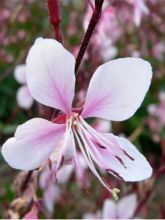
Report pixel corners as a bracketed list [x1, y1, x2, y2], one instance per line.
[2, 38, 153, 193]
[14, 64, 33, 110]
[102, 194, 137, 219]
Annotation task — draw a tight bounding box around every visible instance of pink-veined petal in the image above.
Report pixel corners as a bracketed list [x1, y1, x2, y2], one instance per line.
[16, 85, 33, 110]
[82, 58, 152, 121]
[79, 119, 152, 182]
[26, 38, 76, 114]
[113, 135, 152, 181]
[2, 118, 65, 170]
[100, 133, 152, 181]
[102, 199, 117, 219]
[14, 64, 26, 84]
[118, 194, 137, 219]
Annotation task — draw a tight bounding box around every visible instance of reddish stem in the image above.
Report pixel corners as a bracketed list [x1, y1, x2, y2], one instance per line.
[20, 170, 33, 193]
[75, 0, 104, 75]
[47, 0, 63, 43]
[88, 0, 95, 11]
[132, 165, 165, 218]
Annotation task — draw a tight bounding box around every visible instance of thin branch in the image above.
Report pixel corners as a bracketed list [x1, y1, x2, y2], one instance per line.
[132, 165, 165, 218]
[20, 170, 33, 193]
[132, 190, 151, 218]
[75, 0, 104, 75]
[88, 0, 95, 11]
[47, 0, 63, 43]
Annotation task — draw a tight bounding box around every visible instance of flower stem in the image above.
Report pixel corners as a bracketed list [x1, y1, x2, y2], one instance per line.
[20, 170, 33, 193]
[75, 0, 104, 75]
[47, 0, 63, 43]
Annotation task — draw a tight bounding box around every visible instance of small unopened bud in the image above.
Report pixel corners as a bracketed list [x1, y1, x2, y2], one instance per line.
[112, 188, 120, 201]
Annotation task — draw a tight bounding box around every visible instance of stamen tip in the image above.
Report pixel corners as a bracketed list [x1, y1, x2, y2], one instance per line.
[112, 188, 120, 201]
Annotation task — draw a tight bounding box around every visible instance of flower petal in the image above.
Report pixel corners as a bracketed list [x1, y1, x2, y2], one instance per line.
[118, 194, 137, 219]
[14, 64, 26, 84]
[43, 184, 60, 213]
[79, 119, 152, 182]
[113, 135, 152, 181]
[82, 58, 152, 121]
[16, 86, 33, 110]
[26, 38, 76, 114]
[101, 134, 152, 181]
[102, 199, 117, 219]
[2, 118, 65, 170]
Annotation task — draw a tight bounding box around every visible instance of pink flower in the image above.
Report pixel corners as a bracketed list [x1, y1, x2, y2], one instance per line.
[14, 64, 33, 110]
[147, 91, 165, 143]
[127, 0, 149, 26]
[152, 42, 165, 61]
[39, 153, 87, 213]
[39, 164, 73, 208]
[2, 38, 152, 193]
[83, 211, 101, 219]
[84, 5, 119, 61]
[83, 194, 138, 219]
[148, 91, 165, 126]
[23, 203, 39, 219]
[40, 169, 61, 214]
[102, 194, 137, 219]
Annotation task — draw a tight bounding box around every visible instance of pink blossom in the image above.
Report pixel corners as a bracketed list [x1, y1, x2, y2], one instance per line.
[83, 210, 101, 219]
[83, 194, 137, 219]
[152, 42, 165, 61]
[14, 64, 33, 110]
[148, 91, 165, 126]
[102, 194, 137, 219]
[127, 0, 149, 26]
[84, 5, 119, 61]
[39, 153, 87, 213]
[40, 169, 61, 214]
[2, 38, 152, 193]
[23, 203, 39, 219]
[147, 91, 165, 142]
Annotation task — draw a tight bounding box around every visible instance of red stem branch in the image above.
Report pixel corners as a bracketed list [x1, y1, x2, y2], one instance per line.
[75, 0, 104, 75]
[47, 0, 63, 43]
[132, 165, 165, 218]
[20, 170, 33, 193]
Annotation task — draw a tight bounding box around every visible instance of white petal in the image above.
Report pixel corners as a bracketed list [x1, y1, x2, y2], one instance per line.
[26, 38, 76, 114]
[14, 64, 26, 84]
[107, 134, 153, 182]
[2, 118, 65, 170]
[102, 199, 117, 219]
[16, 86, 33, 110]
[79, 118, 152, 182]
[118, 194, 137, 218]
[82, 58, 152, 121]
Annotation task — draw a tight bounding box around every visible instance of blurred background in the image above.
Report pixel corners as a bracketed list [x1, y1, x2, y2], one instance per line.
[0, 0, 165, 219]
